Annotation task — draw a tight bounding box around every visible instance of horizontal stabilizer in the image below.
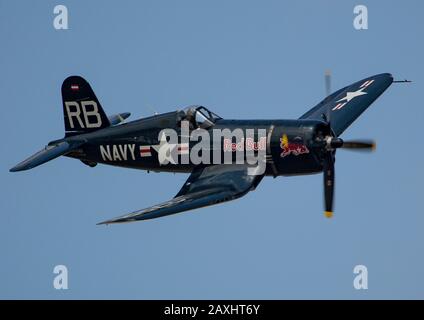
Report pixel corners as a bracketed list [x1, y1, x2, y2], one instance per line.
[108, 112, 131, 126]
[10, 141, 84, 172]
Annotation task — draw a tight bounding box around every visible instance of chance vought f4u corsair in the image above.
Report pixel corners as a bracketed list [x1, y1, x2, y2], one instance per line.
[11, 73, 400, 224]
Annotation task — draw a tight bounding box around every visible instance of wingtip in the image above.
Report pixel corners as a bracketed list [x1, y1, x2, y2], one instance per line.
[97, 218, 134, 225]
[97, 217, 116, 225]
[9, 165, 25, 172]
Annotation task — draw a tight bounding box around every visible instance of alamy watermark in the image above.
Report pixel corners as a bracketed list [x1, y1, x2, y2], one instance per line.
[53, 5, 68, 30]
[53, 265, 68, 290]
[353, 5, 368, 30]
[100, 120, 269, 176]
[353, 264, 368, 290]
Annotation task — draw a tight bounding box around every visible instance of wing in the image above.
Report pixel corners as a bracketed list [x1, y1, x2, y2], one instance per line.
[98, 164, 264, 224]
[299, 73, 393, 136]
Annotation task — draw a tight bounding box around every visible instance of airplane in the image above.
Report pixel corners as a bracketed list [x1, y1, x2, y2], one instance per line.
[10, 73, 398, 224]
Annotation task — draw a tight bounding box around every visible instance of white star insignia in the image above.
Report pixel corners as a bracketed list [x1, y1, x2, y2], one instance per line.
[337, 87, 367, 103]
[152, 132, 177, 165]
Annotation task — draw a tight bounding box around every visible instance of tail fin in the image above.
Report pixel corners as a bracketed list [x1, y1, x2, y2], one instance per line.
[62, 76, 110, 135]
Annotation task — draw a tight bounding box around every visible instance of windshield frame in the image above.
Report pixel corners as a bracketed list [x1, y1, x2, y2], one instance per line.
[195, 106, 222, 123]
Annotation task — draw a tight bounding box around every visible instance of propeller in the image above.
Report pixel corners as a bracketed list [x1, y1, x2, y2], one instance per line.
[323, 151, 335, 218]
[316, 134, 376, 218]
[322, 70, 332, 124]
[340, 140, 375, 151]
[317, 71, 376, 218]
[325, 70, 332, 97]
[325, 137, 375, 151]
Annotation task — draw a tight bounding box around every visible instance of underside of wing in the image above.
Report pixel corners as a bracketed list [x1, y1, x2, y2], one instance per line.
[98, 164, 264, 224]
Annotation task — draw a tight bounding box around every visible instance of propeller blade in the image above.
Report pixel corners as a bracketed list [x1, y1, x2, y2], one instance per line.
[324, 70, 332, 124]
[342, 140, 376, 151]
[323, 152, 335, 218]
[325, 70, 332, 97]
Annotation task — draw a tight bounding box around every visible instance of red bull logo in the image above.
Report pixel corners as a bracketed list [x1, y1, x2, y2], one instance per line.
[280, 134, 309, 158]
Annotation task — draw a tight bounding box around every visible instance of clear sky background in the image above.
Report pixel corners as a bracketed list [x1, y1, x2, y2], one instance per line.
[1, 0, 423, 299]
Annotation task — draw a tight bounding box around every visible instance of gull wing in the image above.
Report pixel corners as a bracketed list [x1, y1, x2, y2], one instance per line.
[299, 73, 393, 136]
[98, 164, 264, 225]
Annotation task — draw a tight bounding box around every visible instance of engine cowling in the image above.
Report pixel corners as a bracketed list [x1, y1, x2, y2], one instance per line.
[269, 120, 330, 175]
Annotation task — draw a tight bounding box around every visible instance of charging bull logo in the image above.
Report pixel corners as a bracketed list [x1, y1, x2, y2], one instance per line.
[280, 134, 309, 158]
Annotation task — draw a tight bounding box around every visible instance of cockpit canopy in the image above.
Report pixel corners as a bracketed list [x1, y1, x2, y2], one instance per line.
[182, 105, 222, 129]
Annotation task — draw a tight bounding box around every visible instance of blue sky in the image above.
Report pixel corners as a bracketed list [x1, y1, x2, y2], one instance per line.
[1, 0, 423, 299]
